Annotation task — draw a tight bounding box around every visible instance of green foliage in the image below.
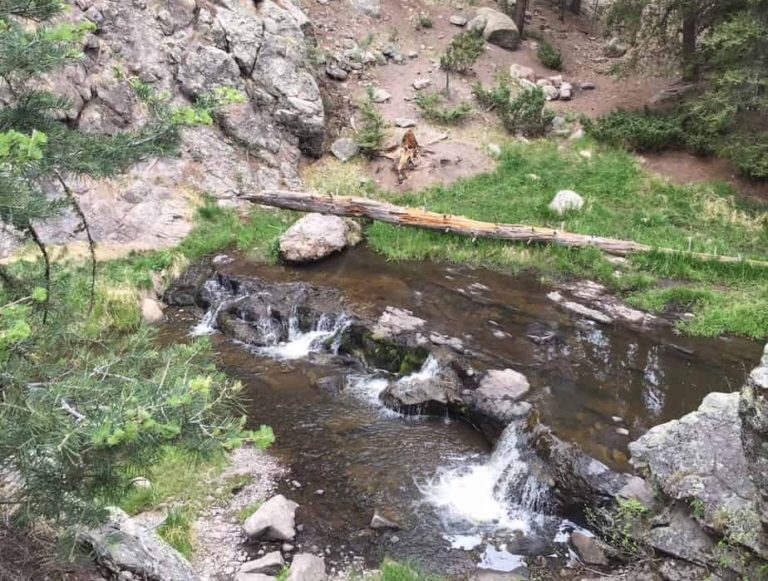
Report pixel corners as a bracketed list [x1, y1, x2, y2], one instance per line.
[415, 11, 433, 29]
[365, 140, 768, 338]
[0, 328, 267, 527]
[474, 81, 555, 136]
[373, 560, 444, 581]
[237, 501, 264, 524]
[414, 92, 473, 125]
[158, 508, 194, 558]
[355, 88, 386, 157]
[586, 498, 651, 561]
[583, 110, 683, 152]
[439, 31, 484, 93]
[537, 40, 563, 70]
[722, 139, 768, 180]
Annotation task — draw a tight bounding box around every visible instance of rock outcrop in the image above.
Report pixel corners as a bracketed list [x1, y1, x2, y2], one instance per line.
[4, 0, 325, 258]
[740, 343, 768, 531]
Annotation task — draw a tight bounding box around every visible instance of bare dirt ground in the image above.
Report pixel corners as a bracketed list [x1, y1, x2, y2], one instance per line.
[305, 0, 767, 200]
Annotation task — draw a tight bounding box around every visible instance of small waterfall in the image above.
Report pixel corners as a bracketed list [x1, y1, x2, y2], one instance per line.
[421, 423, 548, 533]
[190, 279, 236, 336]
[261, 313, 350, 361]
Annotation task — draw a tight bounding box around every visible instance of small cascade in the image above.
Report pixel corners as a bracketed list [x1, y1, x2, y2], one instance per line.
[190, 279, 237, 336]
[260, 313, 350, 361]
[421, 423, 548, 534]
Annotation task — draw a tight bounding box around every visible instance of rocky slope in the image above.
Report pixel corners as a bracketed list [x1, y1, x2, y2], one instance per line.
[2, 0, 325, 257]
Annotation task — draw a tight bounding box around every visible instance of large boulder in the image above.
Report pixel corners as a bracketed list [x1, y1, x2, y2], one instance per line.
[279, 214, 362, 263]
[467, 369, 532, 429]
[468, 8, 519, 50]
[631, 391, 768, 558]
[243, 494, 299, 541]
[81, 508, 198, 581]
[740, 344, 768, 531]
[548, 190, 584, 215]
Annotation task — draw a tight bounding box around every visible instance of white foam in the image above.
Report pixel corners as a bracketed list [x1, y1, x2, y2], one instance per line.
[260, 314, 346, 361]
[420, 423, 547, 533]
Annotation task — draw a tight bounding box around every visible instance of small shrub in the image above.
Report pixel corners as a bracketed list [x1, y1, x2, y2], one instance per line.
[584, 110, 683, 152]
[586, 498, 651, 561]
[474, 81, 554, 136]
[415, 12, 433, 29]
[722, 140, 768, 180]
[237, 501, 263, 524]
[355, 88, 386, 157]
[440, 30, 485, 94]
[537, 40, 563, 70]
[415, 92, 473, 125]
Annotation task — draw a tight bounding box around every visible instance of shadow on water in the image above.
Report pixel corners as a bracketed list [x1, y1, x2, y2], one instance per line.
[162, 247, 761, 576]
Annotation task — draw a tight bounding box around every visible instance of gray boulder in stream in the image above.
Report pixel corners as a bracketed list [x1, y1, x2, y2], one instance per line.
[81, 508, 198, 581]
[466, 369, 532, 439]
[243, 494, 299, 541]
[279, 214, 362, 263]
[380, 363, 463, 415]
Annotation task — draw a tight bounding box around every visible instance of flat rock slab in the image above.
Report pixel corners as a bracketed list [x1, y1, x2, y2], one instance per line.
[372, 306, 426, 339]
[243, 494, 299, 541]
[239, 551, 284, 575]
[286, 554, 326, 581]
[470, 369, 532, 424]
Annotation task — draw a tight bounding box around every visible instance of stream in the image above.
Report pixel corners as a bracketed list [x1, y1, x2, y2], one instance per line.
[162, 247, 762, 577]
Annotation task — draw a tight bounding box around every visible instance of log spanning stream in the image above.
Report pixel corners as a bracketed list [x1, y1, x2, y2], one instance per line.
[162, 247, 762, 577]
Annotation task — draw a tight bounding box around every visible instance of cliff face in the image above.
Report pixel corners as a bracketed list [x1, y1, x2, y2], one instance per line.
[2, 0, 325, 256]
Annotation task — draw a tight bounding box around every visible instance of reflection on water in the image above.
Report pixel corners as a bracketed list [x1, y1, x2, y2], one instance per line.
[162, 247, 761, 576]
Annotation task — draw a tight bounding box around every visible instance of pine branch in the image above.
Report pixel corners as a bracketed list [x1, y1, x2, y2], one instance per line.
[25, 224, 50, 324]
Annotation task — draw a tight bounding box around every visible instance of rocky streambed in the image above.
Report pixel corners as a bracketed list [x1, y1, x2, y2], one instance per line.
[142, 246, 767, 580]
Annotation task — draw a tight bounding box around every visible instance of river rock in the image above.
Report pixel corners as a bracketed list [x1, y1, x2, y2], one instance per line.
[372, 307, 426, 339]
[468, 8, 519, 50]
[631, 391, 768, 557]
[412, 78, 432, 90]
[548, 190, 584, 215]
[163, 263, 216, 307]
[570, 531, 608, 566]
[394, 118, 417, 128]
[239, 552, 285, 576]
[243, 494, 299, 541]
[559, 82, 573, 101]
[279, 214, 362, 263]
[370, 510, 402, 530]
[541, 84, 559, 101]
[330, 138, 360, 162]
[82, 508, 198, 581]
[467, 369, 532, 429]
[371, 88, 391, 103]
[450, 15, 468, 26]
[381, 364, 462, 415]
[286, 554, 326, 581]
[740, 343, 768, 530]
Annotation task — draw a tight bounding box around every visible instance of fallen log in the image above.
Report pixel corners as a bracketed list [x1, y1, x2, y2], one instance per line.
[243, 190, 768, 268]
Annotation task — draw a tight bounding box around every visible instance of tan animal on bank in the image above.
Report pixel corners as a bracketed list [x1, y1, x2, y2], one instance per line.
[396, 129, 420, 183]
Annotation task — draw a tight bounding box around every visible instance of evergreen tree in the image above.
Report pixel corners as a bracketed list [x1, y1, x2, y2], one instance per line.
[439, 31, 485, 95]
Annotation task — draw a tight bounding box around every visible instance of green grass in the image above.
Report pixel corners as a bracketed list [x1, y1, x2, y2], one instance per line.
[370, 560, 444, 581]
[157, 507, 195, 559]
[363, 139, 768, 338]
[236, 501, 263, 524]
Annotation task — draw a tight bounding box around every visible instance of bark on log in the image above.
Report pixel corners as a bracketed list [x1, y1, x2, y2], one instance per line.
[243, 190, 768, 268]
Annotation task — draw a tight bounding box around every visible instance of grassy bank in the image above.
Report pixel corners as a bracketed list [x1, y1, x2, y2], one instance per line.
[303, 140, 768, 339]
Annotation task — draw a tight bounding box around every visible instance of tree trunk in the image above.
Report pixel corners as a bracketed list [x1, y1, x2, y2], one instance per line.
[244, 190, 768, 267]
[570, 0, 581, 14]
[515, 0, 529, 37]
[682, 12, 698, 81]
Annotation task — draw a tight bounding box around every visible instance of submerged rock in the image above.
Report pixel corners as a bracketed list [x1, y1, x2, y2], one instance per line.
[82, 508, 198, 581]
[243, 494, 299, 541]
[279, 214, 362, 263]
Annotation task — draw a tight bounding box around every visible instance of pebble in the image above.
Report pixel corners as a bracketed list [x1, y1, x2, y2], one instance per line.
[291, 480, 302, 488]
[314, 489, 325, 495]
[407, 50, 418, 59]
[616, 427, 630, 436]
[282, 543, 295, 553]
[449, 15, 467, 26]
[325, 66, 348, 81]
[581, 81, 596, 90]
[371, 88, 391, 103]
[412, 78, 431, 90]
[611, 416, 623, 423]
[487, 143, 502, 157]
